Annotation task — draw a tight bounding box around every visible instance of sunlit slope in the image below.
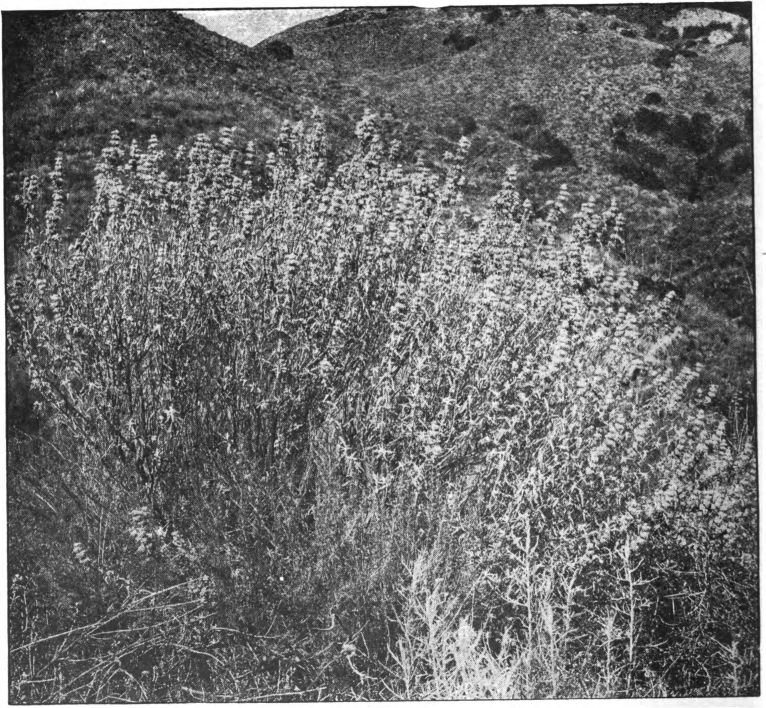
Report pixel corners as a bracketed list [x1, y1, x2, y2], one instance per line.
[4, 6, 753, 332]
[264, 5, 752, 331]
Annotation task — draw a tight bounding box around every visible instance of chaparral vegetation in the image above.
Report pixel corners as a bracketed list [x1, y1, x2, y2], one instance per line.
[7, 112, 757, 700]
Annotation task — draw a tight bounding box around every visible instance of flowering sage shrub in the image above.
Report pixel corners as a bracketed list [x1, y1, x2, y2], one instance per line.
[7, 112, 757, 698]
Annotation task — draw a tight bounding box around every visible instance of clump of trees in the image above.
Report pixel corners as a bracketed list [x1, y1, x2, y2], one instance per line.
[643, 91, 664, 105]
[264, 38, 294, 61]
[443, 28, 477, 52]
[482, 7, 503, 24]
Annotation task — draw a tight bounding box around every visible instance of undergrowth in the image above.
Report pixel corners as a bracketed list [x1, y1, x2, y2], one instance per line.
[7, 112, 758, 700]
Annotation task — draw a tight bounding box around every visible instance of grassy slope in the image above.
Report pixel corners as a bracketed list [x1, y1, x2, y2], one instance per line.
[3, 10, 315, 256]
[267, 7, 750, 219]
[263, 5, 754, 407]
[3, 6, 754, 409]
[5, 11, 272, 163]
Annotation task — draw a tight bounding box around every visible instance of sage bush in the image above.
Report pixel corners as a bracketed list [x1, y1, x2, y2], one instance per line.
[7, 112, 757, 700]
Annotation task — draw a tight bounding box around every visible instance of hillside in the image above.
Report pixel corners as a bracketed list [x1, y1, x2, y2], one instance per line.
[4, 6, 754, 401]
[5, 10, 276, 164]
[264, 4, 751, 184]
[263, 5, 752, 305]
[261, 4, 754, 407]
[3, 10, 317, 256]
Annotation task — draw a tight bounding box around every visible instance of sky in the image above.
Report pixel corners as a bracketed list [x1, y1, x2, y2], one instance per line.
[179, 9, 343, 47]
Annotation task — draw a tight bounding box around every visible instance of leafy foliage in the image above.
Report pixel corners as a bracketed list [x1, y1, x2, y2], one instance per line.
[7, 116, 757, 700]
[443, 28, 478, 52]
[634, 106, 668, 135]
[264, 39, 294, 61]
[482, 8, 503, 25]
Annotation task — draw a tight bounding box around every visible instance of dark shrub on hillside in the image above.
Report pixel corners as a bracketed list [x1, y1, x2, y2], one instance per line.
[438, 116, 477, 141]
[482, 7, 503, 24]
[688, 153, 726, 201]
[612, 153, 665, 190]
[695, 151, 723, 175]
[611, 111, 632, 130]
[443, 28, 478, 52]
[618, 27, 637, 38]
[729, 148, 753, 176]
[730, 24, 749, 44]
[703, 90, 718, 106]
[678, 48, 698, 58]
[634, 106, 668, 135]
[627, 137, 666, 167]
[665, 112, 713, 154]
[651, 48, 675, 69]
[509, 103, 542, 127]
[529, 129, 574, 170]
[639, 25, 655, 39]
[689, 112, 714, 153]
[710, 20, 735, 32]
[264, 39, 294, 61]
[612, 128, 629, 151]
[650, 25, 680, 41]
[613, 133, 667, 181]
[640, 14, 664, 39]
[665, 113, 691, 148]
[716, 119, 742, 153]
[455, 34, 478, 52]
[460, 115, 478, 135]
[507, 103, 542, 141]
[575, 20, 589, 33]
[643, 91, 664, 105]
[683, 21, 732, 40]
[682, 24, 708, 40]
[508, 125, 529, 142]
[438, 122, 462, 142]
[326, 12, 349, 27]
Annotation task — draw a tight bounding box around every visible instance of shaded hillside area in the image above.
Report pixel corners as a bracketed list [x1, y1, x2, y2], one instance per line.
[3, 10, 320, 260]
[5, 10, 282, 165]
[4, 6, 754, 408]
